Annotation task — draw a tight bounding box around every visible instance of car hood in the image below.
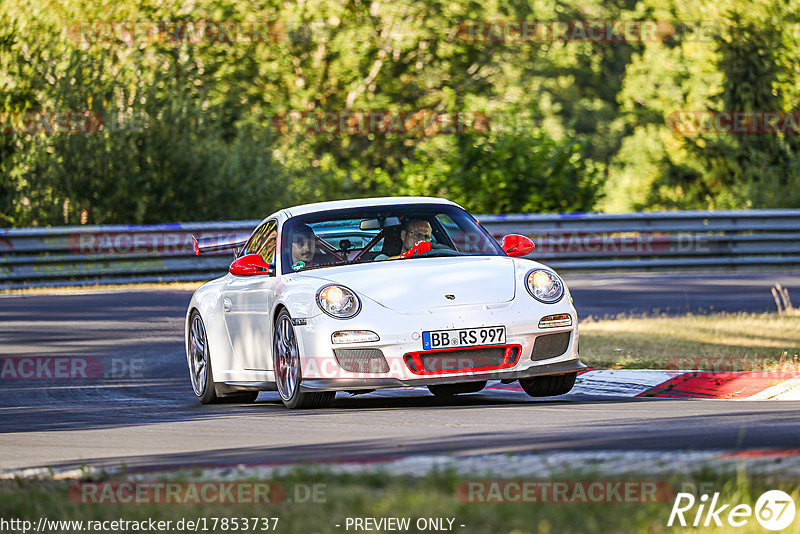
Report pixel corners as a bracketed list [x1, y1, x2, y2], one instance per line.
[306, 256, 517, 312]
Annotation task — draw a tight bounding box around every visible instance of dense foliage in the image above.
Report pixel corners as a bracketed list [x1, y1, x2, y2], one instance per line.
[1, 0, 798, 226]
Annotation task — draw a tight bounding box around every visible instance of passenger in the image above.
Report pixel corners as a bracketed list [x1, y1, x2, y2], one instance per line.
[290, 224, 317, 269]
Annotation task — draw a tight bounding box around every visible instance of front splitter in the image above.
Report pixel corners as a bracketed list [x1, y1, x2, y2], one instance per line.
[299, 358, 586, 392]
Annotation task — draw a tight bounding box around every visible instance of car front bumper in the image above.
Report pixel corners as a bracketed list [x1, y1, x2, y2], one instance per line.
[292, 292, 583, 390]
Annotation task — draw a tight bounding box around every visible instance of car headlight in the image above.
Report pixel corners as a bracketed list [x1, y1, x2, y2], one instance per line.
[525, 269, 564, 303]
[316, 284, 361, 318]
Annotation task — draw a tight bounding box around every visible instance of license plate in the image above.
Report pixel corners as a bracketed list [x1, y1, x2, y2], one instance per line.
[422, 326, 506, 350]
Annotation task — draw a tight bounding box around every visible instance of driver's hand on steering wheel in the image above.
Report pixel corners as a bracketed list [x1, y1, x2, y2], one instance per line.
[400, 240, 432, 258]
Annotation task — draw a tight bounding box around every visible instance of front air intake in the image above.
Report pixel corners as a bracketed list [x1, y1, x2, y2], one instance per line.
[404, 345, 521, 375]
[333, 348, 390, 374]
[419, 347, 507, 372]
[531, 332, 571, 361]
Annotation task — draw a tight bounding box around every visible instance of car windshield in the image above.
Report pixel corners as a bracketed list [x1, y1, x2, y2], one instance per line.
[280, 203, 504, 273]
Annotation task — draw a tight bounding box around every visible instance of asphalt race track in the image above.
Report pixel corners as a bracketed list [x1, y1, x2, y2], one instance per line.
[1, 273, 799, 474]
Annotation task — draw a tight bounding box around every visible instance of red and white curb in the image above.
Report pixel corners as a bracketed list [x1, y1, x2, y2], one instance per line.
[486, 369, 800, 400]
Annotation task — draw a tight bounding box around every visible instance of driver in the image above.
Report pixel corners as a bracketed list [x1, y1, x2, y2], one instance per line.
[290, 224, 317, 269]
[377, 218, 432, 260]
[399, 219, 433, 256]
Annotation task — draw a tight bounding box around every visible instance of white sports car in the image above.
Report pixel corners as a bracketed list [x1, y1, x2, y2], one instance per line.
[186, 197, 584, 408]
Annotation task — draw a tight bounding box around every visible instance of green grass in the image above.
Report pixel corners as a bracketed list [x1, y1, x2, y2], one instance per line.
[1, 470, 798, 533]
[579, 311, 800, 370]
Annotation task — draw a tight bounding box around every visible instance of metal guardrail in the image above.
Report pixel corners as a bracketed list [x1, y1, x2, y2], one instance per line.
[1, 209, 799, 288]
[479, 209, 800, 271]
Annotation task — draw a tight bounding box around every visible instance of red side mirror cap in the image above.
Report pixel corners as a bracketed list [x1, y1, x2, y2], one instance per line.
[229, 254, 275, 276]
[500, 234, 535, 257]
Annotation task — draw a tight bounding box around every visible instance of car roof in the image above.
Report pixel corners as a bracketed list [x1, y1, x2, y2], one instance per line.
[278, 196, 461, 219]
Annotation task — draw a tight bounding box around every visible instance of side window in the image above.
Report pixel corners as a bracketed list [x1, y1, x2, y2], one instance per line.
[244, 220, 278, 265]
[436, 214, 474, 252]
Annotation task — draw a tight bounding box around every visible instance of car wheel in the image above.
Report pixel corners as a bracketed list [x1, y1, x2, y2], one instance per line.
[188, 310, 258, 404]
[519, 372, 577, 397]
[273, 309, 335, 409]
[428, 381, 487, 397]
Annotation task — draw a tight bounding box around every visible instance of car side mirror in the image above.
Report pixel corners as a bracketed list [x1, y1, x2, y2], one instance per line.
[500, 234, 535, 257]
[229, 253, 275, 276]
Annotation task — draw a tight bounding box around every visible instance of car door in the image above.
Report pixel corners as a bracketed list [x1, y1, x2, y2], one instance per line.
[223, 220, 279, 371]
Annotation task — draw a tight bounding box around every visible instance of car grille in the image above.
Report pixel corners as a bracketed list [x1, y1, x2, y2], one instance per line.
[333, 348, 390, 374]
[531, 332, 571, 361]
[419, 348, 505, 371]
[415, 346, 519, 373]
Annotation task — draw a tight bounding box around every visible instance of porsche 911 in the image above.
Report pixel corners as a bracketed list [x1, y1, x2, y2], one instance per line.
[186, 197, 584, 408]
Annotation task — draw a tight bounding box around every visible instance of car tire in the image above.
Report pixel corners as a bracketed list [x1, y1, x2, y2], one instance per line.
[188, 310, 258, 404]
[273, 309, 335, 409]
[519, 372, 577, 397]
[428, 381, 487, 397]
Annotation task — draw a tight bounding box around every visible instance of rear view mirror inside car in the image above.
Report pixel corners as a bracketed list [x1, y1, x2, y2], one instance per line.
[360, 216, 401, 230]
